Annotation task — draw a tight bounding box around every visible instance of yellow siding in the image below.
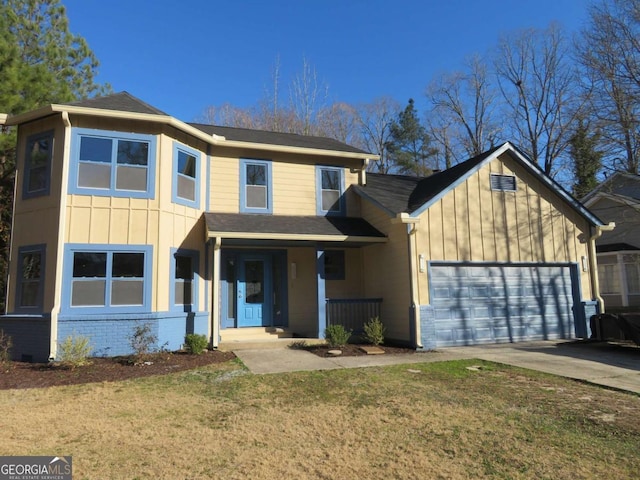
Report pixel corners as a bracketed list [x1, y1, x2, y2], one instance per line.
[287, 247, 318, 337]
[273, 162, 316, 215]
[361, 201, 411, 342]
[63, 128, 209, 313]
[209, 154, 362, 216]
[7, 116, 65, 313]
[415, 152, 593, 303]
[325, 248, 364, 298]
[209, 155, 239, 212]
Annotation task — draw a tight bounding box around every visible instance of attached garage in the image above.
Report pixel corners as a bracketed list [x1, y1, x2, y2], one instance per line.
[427, 263, 583, 347]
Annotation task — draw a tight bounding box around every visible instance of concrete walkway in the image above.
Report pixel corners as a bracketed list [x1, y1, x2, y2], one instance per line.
[233, 340, 640, 394]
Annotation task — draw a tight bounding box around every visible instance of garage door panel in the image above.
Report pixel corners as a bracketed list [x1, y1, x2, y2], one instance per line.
[428, 264, 578, 347]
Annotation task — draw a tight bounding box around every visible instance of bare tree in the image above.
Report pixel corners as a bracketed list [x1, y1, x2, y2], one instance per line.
[578, 0, 640, 174]
[426, 55, 500, 165]
[354, 97, 401, 174]
[495, 25, 582, 176]
[316, 102, 361, 146]
[289, 57, 329, 135]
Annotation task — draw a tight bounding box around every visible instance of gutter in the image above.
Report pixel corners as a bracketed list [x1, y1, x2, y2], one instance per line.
[589, 222, 616, 313]
[5, 105, 378, 162]
[49, 111, 72, 361]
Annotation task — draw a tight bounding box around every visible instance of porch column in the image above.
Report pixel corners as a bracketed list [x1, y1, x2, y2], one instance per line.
[317, 247, 326, 338]
[211, 237, 222, 348]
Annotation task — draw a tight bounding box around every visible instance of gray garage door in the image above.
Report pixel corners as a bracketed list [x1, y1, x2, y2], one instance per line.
[428, 263, 579, 347]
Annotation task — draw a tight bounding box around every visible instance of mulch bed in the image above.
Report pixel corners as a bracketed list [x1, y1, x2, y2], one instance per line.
[0, 350, 235, 390]
[305, 343, 415, 358]
[0, 343, 416, 390]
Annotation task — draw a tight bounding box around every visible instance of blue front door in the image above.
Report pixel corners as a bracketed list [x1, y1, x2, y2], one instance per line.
[237, 255, 272, 327]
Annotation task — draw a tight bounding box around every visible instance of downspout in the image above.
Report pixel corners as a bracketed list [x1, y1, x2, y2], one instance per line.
[407, 222, 422, 348]
[393, 213, 422, 348]
[588, 222, 615, 313]
[211, 236, 222, 348]
[360, 158, 369, 186]
[49, 111, 72, 361]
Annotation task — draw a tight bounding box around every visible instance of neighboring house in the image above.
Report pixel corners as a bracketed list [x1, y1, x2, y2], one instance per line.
[0, 92, 608, 361]
[583, 172, 640, 309]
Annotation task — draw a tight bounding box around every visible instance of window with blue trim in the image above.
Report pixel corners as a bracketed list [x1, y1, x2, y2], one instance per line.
[16, 244, 46, 311]
[23, 131, 54, 199]
[70, 128, 156, 198]
[316, 166, 345, 215]
[324, 250, 345, 280]
[64, 245, 152, 312]
[171, 249, 198, 312]
[240, 159, 272, 213]
[173, 143, 200, 208]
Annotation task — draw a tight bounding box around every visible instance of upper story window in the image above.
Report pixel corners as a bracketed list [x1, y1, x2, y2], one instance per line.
[69, 128, 157, 199]
[490, 174, 517, 192]
[240, 159, 272, 214]
[316, 166, 345, 216]
[63, 244, 152, 313]
[171, 249, 198, 312]
[23, 131, 54, 199]
[16, 244, 46, 312]
[173, 142, 200, 208]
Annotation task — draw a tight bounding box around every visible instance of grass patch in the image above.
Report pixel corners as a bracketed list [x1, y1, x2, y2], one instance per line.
[1, 358, 639, 479]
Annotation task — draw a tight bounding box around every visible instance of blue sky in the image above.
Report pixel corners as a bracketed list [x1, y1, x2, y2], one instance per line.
[62, 0, 590, 123]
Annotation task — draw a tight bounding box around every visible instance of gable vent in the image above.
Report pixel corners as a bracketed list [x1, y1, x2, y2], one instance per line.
[490, 174, 517, 192]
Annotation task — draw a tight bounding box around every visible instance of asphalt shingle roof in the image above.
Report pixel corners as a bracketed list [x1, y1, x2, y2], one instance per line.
[205, 212, 386, 239]
[358, 145, 501, 215]
[190, 123, 369, 154]
[64, 91, 167, 115]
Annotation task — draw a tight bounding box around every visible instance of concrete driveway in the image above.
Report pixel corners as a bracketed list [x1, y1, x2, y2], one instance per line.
[444, 340, 640, 394]
[234, 340, 640, 394]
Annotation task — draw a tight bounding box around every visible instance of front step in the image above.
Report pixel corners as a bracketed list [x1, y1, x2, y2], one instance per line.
[220, 327, 293, 342]
[218, 327, 324, 351]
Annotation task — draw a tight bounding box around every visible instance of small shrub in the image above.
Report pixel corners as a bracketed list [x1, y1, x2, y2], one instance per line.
[363, 316, 386, 346]
[129, 322, 158, 360]
[58, 335, 92, 368]
[288, 340, 308, 350]
[184, 334, 208, 354]
[324, 324, 352, 348]
[0, 329, 12, 364]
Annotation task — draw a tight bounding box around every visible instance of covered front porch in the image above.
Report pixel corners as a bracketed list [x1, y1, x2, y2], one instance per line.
[204, 213, 387, 347]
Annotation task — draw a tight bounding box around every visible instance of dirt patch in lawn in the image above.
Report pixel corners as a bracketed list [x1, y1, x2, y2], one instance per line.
[304, 343, 415, 357]
[0, 350, 236, 390]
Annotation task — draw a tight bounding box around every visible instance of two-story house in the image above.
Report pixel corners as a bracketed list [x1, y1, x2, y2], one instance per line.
[0, 92, 609, 362]
[583, 172, 640, 309]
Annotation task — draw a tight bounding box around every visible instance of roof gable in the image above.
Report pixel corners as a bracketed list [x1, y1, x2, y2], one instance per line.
[356, 142, 605, 226]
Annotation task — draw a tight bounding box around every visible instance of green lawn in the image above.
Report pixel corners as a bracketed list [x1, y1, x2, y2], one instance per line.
[2, 358, 639, 479]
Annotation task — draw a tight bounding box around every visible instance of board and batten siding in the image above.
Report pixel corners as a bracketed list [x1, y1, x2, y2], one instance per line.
[361, 200, 412, 342]
[7, 116, 66, 313]
[65, 132, 207, 313]
[416, 153, 592, 305]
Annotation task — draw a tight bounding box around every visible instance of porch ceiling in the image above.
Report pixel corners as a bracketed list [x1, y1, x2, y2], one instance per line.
[205, 212, 387, 246]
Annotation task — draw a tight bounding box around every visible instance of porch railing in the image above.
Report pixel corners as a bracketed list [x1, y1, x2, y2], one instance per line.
[326, 298, 383, 334]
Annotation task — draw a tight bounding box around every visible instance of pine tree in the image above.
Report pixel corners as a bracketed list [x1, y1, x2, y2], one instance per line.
[570, 119, 602, 199]
[385, 99, 437, 176]
[0, 0, 109, 310]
